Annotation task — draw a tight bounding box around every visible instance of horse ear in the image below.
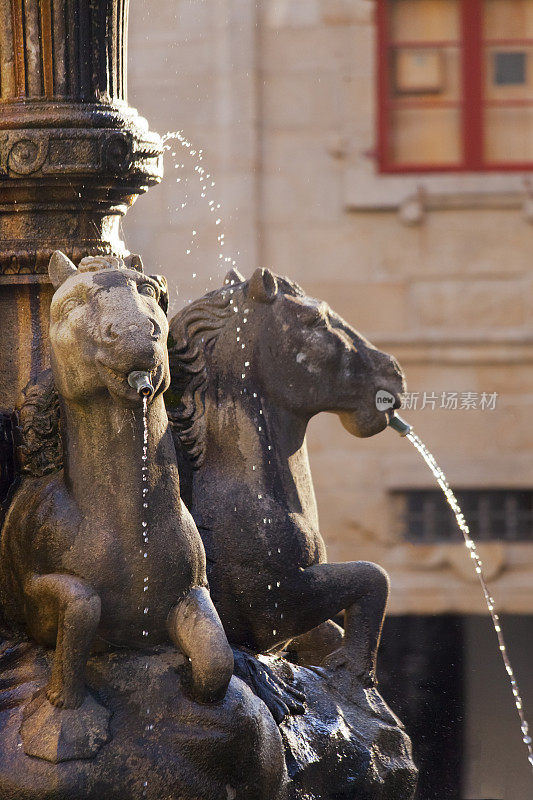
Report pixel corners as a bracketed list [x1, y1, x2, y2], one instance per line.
[49, 250, 78, 289]
[150, 274, 169, 315]
[248, 268, 278, 304]
[124, 253, 143, 272]
[224, 267, 244, 286]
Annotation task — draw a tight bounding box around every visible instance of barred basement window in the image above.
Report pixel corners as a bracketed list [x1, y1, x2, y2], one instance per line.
[392, 489, 533, 542]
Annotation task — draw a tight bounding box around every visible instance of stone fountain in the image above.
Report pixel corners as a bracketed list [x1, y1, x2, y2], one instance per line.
[0, 3, 417, 798]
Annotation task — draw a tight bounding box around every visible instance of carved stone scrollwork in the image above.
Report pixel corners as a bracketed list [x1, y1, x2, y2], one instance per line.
[103, 132, 133, 173]
[0, 129, 161, 181]
[7, 137, 49, 175]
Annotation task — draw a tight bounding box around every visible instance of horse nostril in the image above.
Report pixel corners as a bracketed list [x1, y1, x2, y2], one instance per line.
[148, 318, 161, 339]
[103, 322, 118, 342]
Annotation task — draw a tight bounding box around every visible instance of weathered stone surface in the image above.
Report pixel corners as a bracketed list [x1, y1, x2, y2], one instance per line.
[0, 640, 288, 800]
[0, 636, 415, 800]
[275, 657, 417, 800]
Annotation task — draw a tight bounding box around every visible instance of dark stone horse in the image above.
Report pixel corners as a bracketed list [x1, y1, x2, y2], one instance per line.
[167, 267, 405, 721]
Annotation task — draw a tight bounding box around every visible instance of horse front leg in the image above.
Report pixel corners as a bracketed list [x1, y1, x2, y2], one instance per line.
[324, 561, 390, 687]
[167, 586, 234, 702]
[283, 561, 399, 725]
[277, 561, 390, 685]
[20, 573, 110, 762]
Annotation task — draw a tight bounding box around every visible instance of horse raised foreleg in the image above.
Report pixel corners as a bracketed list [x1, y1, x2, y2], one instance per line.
[268, 561, 390, 685]
[167, 586, 233, 702]
[20, 573, 110, 762]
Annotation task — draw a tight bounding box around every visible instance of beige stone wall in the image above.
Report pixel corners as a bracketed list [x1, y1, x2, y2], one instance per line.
[125, 0, 533, 614]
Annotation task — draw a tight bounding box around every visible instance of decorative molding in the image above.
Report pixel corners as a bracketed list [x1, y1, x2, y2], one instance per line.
[385, 542, 533, 614]
[0, 129, 161, 180]
[0, 243, 129, 278]
[343, 159, 533, 223]
[372, 335, 533, 365]
[388, 542, 507, 583]
[0, 0, 164, 277]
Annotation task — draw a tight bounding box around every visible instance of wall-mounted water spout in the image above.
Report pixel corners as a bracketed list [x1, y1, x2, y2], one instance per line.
[128, 371, 155, 398]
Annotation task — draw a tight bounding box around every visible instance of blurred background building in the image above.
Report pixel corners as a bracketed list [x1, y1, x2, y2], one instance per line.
[125, 2, 533, 797]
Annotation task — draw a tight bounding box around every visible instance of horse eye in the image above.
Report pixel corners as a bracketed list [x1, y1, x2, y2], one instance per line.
[139, 283, 157, 299]
[61, 298, 82, 316]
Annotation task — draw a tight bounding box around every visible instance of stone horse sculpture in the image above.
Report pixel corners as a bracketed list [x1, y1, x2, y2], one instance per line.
[0, 252, 234, 763]
[167, 267, 405, 719]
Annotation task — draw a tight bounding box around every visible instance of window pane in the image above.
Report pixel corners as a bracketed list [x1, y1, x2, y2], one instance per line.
[494, 52, 527, 85]
[485, 106, 533, 162]
[386, 1, 462, 169]
[485, 46, 533, 99]
[484, 0, 533, 41]
[393, 46, 461, 100]
[390, 0, 460, 43]
[390, 107, 462, 165]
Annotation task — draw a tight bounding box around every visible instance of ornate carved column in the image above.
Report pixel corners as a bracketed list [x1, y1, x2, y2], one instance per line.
[0, 0, 163, 410]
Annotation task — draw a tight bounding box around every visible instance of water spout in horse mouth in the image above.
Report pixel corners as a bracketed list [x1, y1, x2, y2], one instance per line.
[387, 412, 412, 437]
[128, 370, 154, 398]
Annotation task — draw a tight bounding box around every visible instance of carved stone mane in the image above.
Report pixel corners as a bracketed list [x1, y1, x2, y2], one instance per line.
[167, 290, 233, 467]
[168, 272, 304, 468]
[18, 369, 62, 478]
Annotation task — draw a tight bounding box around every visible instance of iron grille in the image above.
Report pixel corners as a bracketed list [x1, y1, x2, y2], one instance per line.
[392, 489, 533, 543]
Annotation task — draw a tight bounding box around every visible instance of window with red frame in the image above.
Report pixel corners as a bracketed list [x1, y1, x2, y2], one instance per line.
[377, 0, 533, 172]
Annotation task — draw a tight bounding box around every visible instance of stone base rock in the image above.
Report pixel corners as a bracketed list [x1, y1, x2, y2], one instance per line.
[264, 655, 418, 800]
[0, 639, 417, 800]
[0, 639, 288, 800]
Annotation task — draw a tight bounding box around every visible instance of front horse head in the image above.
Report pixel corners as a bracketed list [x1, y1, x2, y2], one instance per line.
[168, 267, 405, 469]
[48, 251, 170, 405]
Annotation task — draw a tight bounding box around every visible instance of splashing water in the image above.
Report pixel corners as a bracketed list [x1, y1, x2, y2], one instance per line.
[406, 429, 533, 772]
[161, 130, 240, 305]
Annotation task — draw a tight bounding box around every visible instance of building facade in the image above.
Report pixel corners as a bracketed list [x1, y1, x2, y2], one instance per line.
[125, 2, 533, 797]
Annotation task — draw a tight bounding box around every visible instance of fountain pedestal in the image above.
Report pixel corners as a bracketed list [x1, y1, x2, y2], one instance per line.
[0, 0, 163, 411]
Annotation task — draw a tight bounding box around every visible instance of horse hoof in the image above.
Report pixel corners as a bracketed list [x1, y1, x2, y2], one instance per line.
[321, 646, 350, 674]
[320, 657, 403, 728]
[20, 691, 110, 762]
[232, 649, 305, 724]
